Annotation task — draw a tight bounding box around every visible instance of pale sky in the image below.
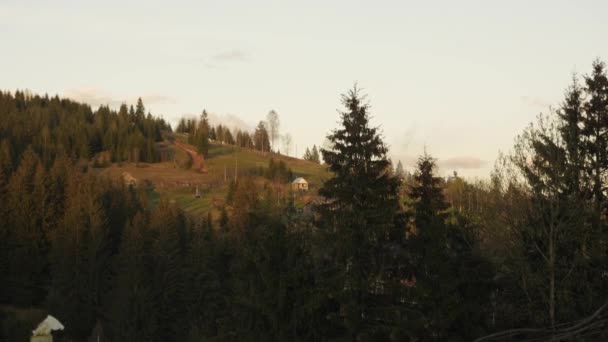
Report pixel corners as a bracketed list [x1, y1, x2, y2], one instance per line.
[2, 0, 607, 178]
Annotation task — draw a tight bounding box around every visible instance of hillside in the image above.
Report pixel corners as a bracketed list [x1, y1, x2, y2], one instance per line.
[97, 134, 330, 218]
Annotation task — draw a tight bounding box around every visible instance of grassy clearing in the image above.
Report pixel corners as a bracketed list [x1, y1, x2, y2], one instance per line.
[96, 141, 330, 217]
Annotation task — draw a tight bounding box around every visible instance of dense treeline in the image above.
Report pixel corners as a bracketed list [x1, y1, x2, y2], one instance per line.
[177, 114, 273, 157]
[468, 60, 608, 339]
[176, 110, 210, 156]
[0, 91, 170, 166]
[3, 60, 608, 341]
[303, 145, 320, 163]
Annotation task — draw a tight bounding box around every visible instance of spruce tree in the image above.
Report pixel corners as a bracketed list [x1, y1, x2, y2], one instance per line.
[303, 147, 311, 161]
[395, 160, 405, 179]
[407, 152, 494, 339]
[316, 85, 402, 338]
[254, 121, 270, 152]
[557, 76, 585, 194]
[6, 147, 48, 305]
[311, 145, 320, 163]
[581, 60, 608, 233]
[0, 157, 9, 303]
[135, 98, 145, 125]
[107, 213, 157, 342]
[196, 110, 210, 157]
[0, 139, 13, 176]
[148, 201, 189, 342]
[47, 174, 111, 340]
[410, 153, 447, 226]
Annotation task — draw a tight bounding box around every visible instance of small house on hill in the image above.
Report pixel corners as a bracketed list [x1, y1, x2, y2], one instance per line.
[292, 177, 308, 191]
[122, 172, 137, 187]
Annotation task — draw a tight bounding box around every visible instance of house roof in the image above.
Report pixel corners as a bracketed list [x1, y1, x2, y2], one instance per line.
[292, 177, 307, 184]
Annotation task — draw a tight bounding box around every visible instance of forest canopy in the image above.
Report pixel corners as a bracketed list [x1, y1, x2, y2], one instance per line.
[2, 60, 608, 341]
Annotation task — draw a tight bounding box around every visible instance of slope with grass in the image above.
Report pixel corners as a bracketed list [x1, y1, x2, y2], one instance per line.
[97, 136, 330, 219]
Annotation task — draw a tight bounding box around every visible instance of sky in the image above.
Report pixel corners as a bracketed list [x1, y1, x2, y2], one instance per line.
[2, 0, 608, 178]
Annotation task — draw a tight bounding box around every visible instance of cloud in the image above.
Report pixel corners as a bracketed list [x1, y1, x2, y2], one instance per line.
[64, 87, 116, 107]
[200, 49, 252, 69]
[521, 96, 552, 109]
[211, 49, 251, 63]
[438, 156, 486, 170]
[140, 94, 176, 105]
[207, 112, 253, 132]
[64, 87, 175, 108]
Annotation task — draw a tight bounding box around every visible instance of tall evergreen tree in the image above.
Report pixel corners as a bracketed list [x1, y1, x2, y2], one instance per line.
[195, 110, 210, 157]
[0, 139, 13, 176]
[407, 152, 494, 339]
[5, 148, 48, 305]
[557, 76, 585, 194]
[254, 121, 270, 152]
[316, 85, 402, 338]
[581, 60, 608, 233]
[107, 213, 157, 342]
[47, 175, 112, 340]
[303, 147, 312, 160]
[135, 98, 146, 126]
[311, 145, 320, 163]
[395, 160, 405, 179]
[0, 145, 11, 303]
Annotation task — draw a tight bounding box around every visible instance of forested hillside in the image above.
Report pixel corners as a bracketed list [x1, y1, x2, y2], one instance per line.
[2, 60, 608, 341]
[0, 91, 170, 166]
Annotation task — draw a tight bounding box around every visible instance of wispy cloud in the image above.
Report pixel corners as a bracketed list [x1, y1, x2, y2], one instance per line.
[521, 96, 552, 109]
[64, 87, 175, 108]
[211, 49, 251, 63]
[439, 156, 486, 170]
[201, 49, 252, 69]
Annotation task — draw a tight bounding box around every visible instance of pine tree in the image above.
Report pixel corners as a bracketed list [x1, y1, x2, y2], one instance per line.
[410, 153, 447, 226]
[303, 147, 312, 160]
[316, 85, 402, 338]
[229, 209, 319, 340]
[185, 217, 223, 339]
[407, 152, 494, 339]
[6, 147, 48, 305]
[47, 175, 111, 340]
[581, 60, 608, 233]
[148, 201, 190, 342]
[0, 157, 10, 303]
[311, 145, 320, 163]
[557, 76, 585, 194]
[216, 125, 224, 143]
[107, 213, 157, 342]
[254, 121, 270, 152]
[224, 129, 235, 145]
[135, 97, 146, 125]
[231, 177, 259, 237]
[395, 160, 405, 179]
[0, 139, 13, 176]
[195, 110, 210, 157]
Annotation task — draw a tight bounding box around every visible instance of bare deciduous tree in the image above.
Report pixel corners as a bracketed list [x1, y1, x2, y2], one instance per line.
[281, 133, 292, 157]
[266, 110, 280, 151]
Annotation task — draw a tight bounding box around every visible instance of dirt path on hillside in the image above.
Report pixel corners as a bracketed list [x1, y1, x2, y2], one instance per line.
[174, 140, 208, 173]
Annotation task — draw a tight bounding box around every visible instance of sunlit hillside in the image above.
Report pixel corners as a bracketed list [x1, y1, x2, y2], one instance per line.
[97, 134, 330, 218]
